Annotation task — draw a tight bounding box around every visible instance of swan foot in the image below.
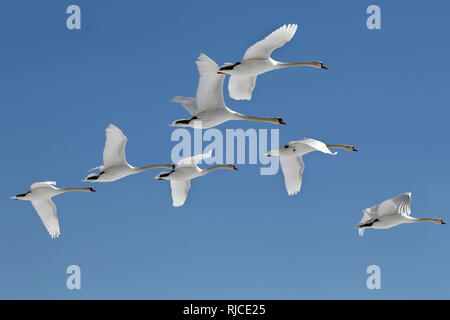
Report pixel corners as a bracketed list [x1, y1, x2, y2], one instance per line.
[174, 116, 198, 125]
[86, 171, 105, 181]
[219, 62, 241, 71]
[358, 219, 379, 228]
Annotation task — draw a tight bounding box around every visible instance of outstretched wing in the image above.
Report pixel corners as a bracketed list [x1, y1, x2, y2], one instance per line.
[31, 199, 60, 239]
[243, 24, 298, 60]
[177, 150, 213, 167]
[228, 75, 257, 101]
[378, 193, 412, 217]
[280, 155, 305, 196]
[30, 181, 56, 190]
[170, 180, 191, 207]
[195, 53, 226, 113]
[171, 96, 198, 115]
[103, 124, 128, 168]
[294, 138, 337, 156]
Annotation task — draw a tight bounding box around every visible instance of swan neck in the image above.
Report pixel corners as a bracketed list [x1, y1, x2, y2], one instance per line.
[134, 164, 173, 173]
[60, 187, 92, 193]
[201, 165, 234, 175]
[413, 217, 441, 224]
[234, 113, 277, 124]
[326, 144, 353, 151]
[277, 61, 318, 68]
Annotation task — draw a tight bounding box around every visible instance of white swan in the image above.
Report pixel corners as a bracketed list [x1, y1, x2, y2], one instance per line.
[155, 150, 238, 207]
[357, 193, 446, 236]
[84, 124, 174, 182]
[218, 24, 328, 100]
[10, 181, 96, 238]
[266, 138, 357, 196]
[171, 53, 287, 129]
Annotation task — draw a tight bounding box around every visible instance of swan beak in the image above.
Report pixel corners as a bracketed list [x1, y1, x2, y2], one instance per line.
[441, 220, 446, 225]
[321, 64, 328, 70]
[351, 146, 358, 152]
[89, 188, 96, 192]
[279, 120, 287, 125]
[232, 166, 238, 171]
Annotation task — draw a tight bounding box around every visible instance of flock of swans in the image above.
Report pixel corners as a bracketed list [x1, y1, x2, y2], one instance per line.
[11, 24, 446, 239]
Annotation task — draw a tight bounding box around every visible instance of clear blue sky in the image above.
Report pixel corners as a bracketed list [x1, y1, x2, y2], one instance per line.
[1, 0, 449, 299]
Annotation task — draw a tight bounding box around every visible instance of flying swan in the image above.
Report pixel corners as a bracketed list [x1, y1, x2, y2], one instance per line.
[266, 138, 357, 196]
[155, 150, 238, 207]
[10, 181, 95, 238]
[171, 53, 287, 129]
[84, 124, 174, 182]
[357, 193, 446, 236]
[218, 24, 328, 100]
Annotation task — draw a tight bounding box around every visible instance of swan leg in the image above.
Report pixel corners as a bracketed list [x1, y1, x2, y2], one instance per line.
[174, 116, 198, 125]
[156, 170, 175, 180]
[15, 192, 30, 198]
[358, 219, 379, 228]
[86, 171, 105, 181]
[219, 62, 241, 71]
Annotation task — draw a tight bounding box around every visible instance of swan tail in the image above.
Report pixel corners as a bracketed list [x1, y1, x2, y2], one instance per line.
[87, 166, 102, 173]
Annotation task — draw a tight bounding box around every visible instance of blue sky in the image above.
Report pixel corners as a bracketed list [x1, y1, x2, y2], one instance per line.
[1, 0, 449, 299]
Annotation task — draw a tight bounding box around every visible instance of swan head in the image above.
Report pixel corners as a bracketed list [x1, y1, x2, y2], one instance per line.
[439, 219, 446, 225]
[274, 117, 287, 125]
[312, 61, 328, 70]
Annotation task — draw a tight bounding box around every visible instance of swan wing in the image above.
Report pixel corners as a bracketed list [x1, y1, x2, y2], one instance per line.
[170, 179, 191, 207]
[171, 96, 198, 115]
[280, 155, 304, 196]
[357, 205, 379, 236]
[359, 205, 380, 224]
[177, 150, 213, 167]
[31, 199, 60, 238]
[243, 24, 298, 60]
[103, 124, 128, 168]
[195, 53, 226, 113]
[228, 75, 257, 101]
[378, 193, 412, 217]
[30, 181, 56, 190]
[294, 138, 337, 156]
